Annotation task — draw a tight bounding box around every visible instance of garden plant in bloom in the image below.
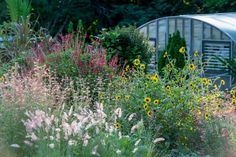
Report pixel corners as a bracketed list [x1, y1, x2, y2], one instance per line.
[0, 27, 236, 156]
[105, 53, 236, 156]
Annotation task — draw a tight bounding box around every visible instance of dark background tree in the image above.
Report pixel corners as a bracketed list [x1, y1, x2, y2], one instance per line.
[1, 0, 236, 36]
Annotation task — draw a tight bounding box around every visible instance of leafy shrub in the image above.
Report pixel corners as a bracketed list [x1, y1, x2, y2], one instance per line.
[106, 56, 234, 154]
[99, 26, 153, 68]
[158, 31, 187, 74]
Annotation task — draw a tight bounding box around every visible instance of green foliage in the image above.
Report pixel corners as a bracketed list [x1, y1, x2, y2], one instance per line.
[99, 26, 153, 68]
[107, 59, 201, 152]
[158, 31, 186, 74]
[215, 55, 236, 77]
[5, 0, 31, 22]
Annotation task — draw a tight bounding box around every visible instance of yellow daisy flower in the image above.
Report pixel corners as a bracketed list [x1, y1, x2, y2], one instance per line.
[179, 47, 186, 54]
[193, 50, 199, 57]
[125, 95, 130, 101]
[140, 64, 145, 70]
[153, 74, 159, 79]
[202, 78, 208, 85]
[207, 79, 212, 85]
[232, 98, 236, 105]
[125, 65, 129, 72]
[153, 99, 160, 105]
[163, 51, 168, 58]
[147, 111, 152, 117]
[230, 89, 235, 96]
[115, 122, 121, 129]
[133, 59, 140, 66]
[151, 76, 158, 83]
[205, 112, 209, 120]
[115, 96, 121, 101]
[143, 103, 148, 110]
[144, 97, 151, 103]
[165, 85, 171, 92]
[146, 74, 151, 80]
[189, 64, 195, 71]
[220, 79, 225, 86]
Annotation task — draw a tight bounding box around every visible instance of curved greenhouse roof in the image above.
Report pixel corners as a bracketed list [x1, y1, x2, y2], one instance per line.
[181, 13, 236, 42]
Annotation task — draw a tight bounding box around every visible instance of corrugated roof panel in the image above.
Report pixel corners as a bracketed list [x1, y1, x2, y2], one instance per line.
[182, 13, 236, 42]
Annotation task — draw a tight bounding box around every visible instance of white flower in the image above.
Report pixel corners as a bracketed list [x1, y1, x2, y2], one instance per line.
[10, 144, 20, 148]
[91, 145, 100, 156]
[128, 113, 136, 121]
[153, 137, 165, 143]
[31, 132, 38, 141]
[49, 136, 54, 141]
[56, 132, 60, 141]
[101, 139, 106, 146]
[68, 106, 73, 116]
[116, 149, 121, 154]
[55, 128, 61, 132]
[48, 143, 55, 149]
[131, 125, 138, 133]
[132, 148, 138, 153]
[68, 140, 76, 146]
[118, 131, 122, 139]
[135, 139, 141, 146]
[114, 108, 122, 118]
[24, 140, 33, 146]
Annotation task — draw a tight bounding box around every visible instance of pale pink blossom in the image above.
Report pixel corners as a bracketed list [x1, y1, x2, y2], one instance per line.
[153, 137, 165, 143]
[128, 113, 136, 121]
[83, 133, 91, 146]
[135, 139, 141, 146]
[10, 144, 20, 148]
[24, 140, 33, 146]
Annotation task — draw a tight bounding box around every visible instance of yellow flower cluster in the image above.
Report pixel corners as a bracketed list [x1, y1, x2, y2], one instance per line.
[143, 97, 161, 117]
[151, 74, 159, 83]
[202, 78, 209, 86]
[115, 95, 130, 101]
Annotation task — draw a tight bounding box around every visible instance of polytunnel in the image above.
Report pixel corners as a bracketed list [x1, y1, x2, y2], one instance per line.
[138, 13, 236, 87]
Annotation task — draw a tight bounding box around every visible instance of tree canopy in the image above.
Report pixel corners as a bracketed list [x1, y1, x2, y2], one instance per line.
[1, 0, 236, 35]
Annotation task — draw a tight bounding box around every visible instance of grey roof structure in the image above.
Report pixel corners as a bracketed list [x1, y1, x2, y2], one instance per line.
[181, 13, 236, 43]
